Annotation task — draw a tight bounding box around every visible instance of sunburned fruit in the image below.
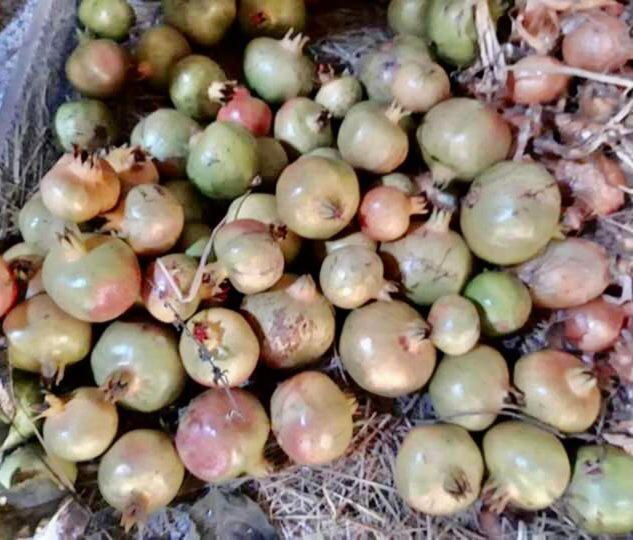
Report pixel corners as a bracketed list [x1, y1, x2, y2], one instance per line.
[315, 67, 363, 119]
[482, 421, 570, 512]
[54, 99, 117, 152]
[274, 97, 333, 155]
[91, 320, 186, 412]
[428, 294, 480, 355]
[319, 233, 397, 309]
[276, 155, 360, 240]
[130, 109, 201, 177]
[163, 0, 236, 46]
[513, 238, 610, 309]
[98, 430, 184, 531]
[226, 193, 301, 264]
[169, 55, 226, 121]
[464, 271, 532, 336]
[43, 231, 140, 322]
[0, 374, 42, 452]
[338, 101, 409, 174]
[271, 371, 356, 465]
[3, 295, 91, 383]
[460, 161, 562, 265]
[243, 29, 315, 104]
[238, 0, 306, 37]
[514, 350, 601, 433]
[176, 388, 270, 482]
[179, 307, 259, 387]
[78, 0, 135, 40]
[65, 38, 129, 98]
[417, 98, 511, 186]
[429, 345, 510, 431]
[395, 424, 484, 515]
[187, 121, 259, 200]
[567, 444, 633, 535]
[101, 184, 185, 256]
[136, 25, 191, 90]
[41, 387, 118, 462]
[241, 275, 335, 369]
[339, 300, 436, 397]
[381, 210, 472, 306]
[40, 151, 120, 223]
[103, 145, 159, 195]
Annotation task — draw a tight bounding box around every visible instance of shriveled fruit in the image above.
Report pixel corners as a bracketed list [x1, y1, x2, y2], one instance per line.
[243, 30, 315, 103]
[514, 350, 600, 433]
[271, 371, 355, 465]
[417, 98, 511, 185]
[43, 231, 140, 322]
[179, 308, 259, 387]
[381, 210, 472, 306]
[104, 146, 159, 194]
[3, 295, 91, 383]
[428, 294, 480, 355]
[464, 271, 532, 336]
[395, 424, 484, 515]
[40, 151, 120, 223]
[91, 321, 185, 412]
[130, 109, 201, 177]
[567, 445, 633, 535]
[238, 0, 306, 37]
[276, 155, 360, 240]
[514, 238, 610, 309]
[274, 97, 332, 155]
[54, 99, 117, 152]
[78, 0, 135, 40]
[429, 345, 510, 431]
[65, 38, 128, 98]
[136, 25, 191, 89]
[164, 0, 236, 46]
[482, 421, 570, 512]
[176, 388, 270, 482]
[187, 121, 259, 200]
[41, 387, 118, 462]
[98, 430, 184, 531]
[241, 275, 335, 369]
[460, 161, 561, 265]
[339, 300, 436, 397]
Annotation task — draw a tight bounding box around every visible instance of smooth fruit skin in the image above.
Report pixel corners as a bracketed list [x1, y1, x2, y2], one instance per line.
[271, 371, 354, 465]
[256, 137, 288, 188]
[130, 109, 201, 177]
[163, 179, 205, 223]
[464, 271, 532, 336]
[19, 194, 66, 255]
[78, 0, 135, 40]
[179, 308, 259, 387]
[163, 0, 236, 46]
[136, 25, 191, 90]
[65, 39, 128, 98]
[428, 294, 480, 355]
[91, 321, 186, 412]
[54, 99, 117, 152]
[514, 350, 601, 433]
[460, 161, 561, 265]
[187, 121, 259, 200]
[395, 424, 484, 515]
[98, 430, 184, 525]
[315, 75, 363, 119]
[273, 98, 333, 155]
[567, 445, 633, 535]
[43, 235, 140, 323]
[169, 55, 226, 120]
[3, 295, 91, 380]
[339, 300, 436, 398]
[388, 0, 428, 37]
[508, 55, 569, 105]
[238, 0, 306, 37]
[42, 387, 118, 462]
[483, 421, 571, 511]
[176, 388, 270, 482]
[429, 345, 509, 431]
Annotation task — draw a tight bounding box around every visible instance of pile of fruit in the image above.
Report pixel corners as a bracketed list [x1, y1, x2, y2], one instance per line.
[1, 0, 633, 536]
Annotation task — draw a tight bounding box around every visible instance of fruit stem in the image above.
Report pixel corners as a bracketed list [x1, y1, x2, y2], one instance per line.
[399, 321, 431, 353]
[375, 280, 398, 301]
[319, 198, 344, 221]
[481, 477, 511, 514]
[317, 63, 336, 85]
[40, 359, 64, 386]
[101, 368, 136, 403]
[423, 209, 453, 234]
[208, 80, 238, 104]
[408, 195, 428, 217]
[36, 393, 67, 420]
[443, 466, 472, 500]
[120, 492, 148, 533]
[286, 274, 317, 303]
[280, 28, 309, 55]
[566, 366, 598, 397]
[384, 101, 410, 125]
[199, 261, 230, 302]
[306, 110, 332, 133]
[430, 161, 458, 188]
[57, 226, 87, 257]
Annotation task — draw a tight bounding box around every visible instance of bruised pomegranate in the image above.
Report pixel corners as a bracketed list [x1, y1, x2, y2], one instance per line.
[176, 388, 270, 482]
[3, 294, 91, 383]
[43, 230, 140, 322]
[241, 275, 335, 369]
[339, 300, 436, 397]
[271, 371, 356, 465]
[40, 151, 120, 223]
